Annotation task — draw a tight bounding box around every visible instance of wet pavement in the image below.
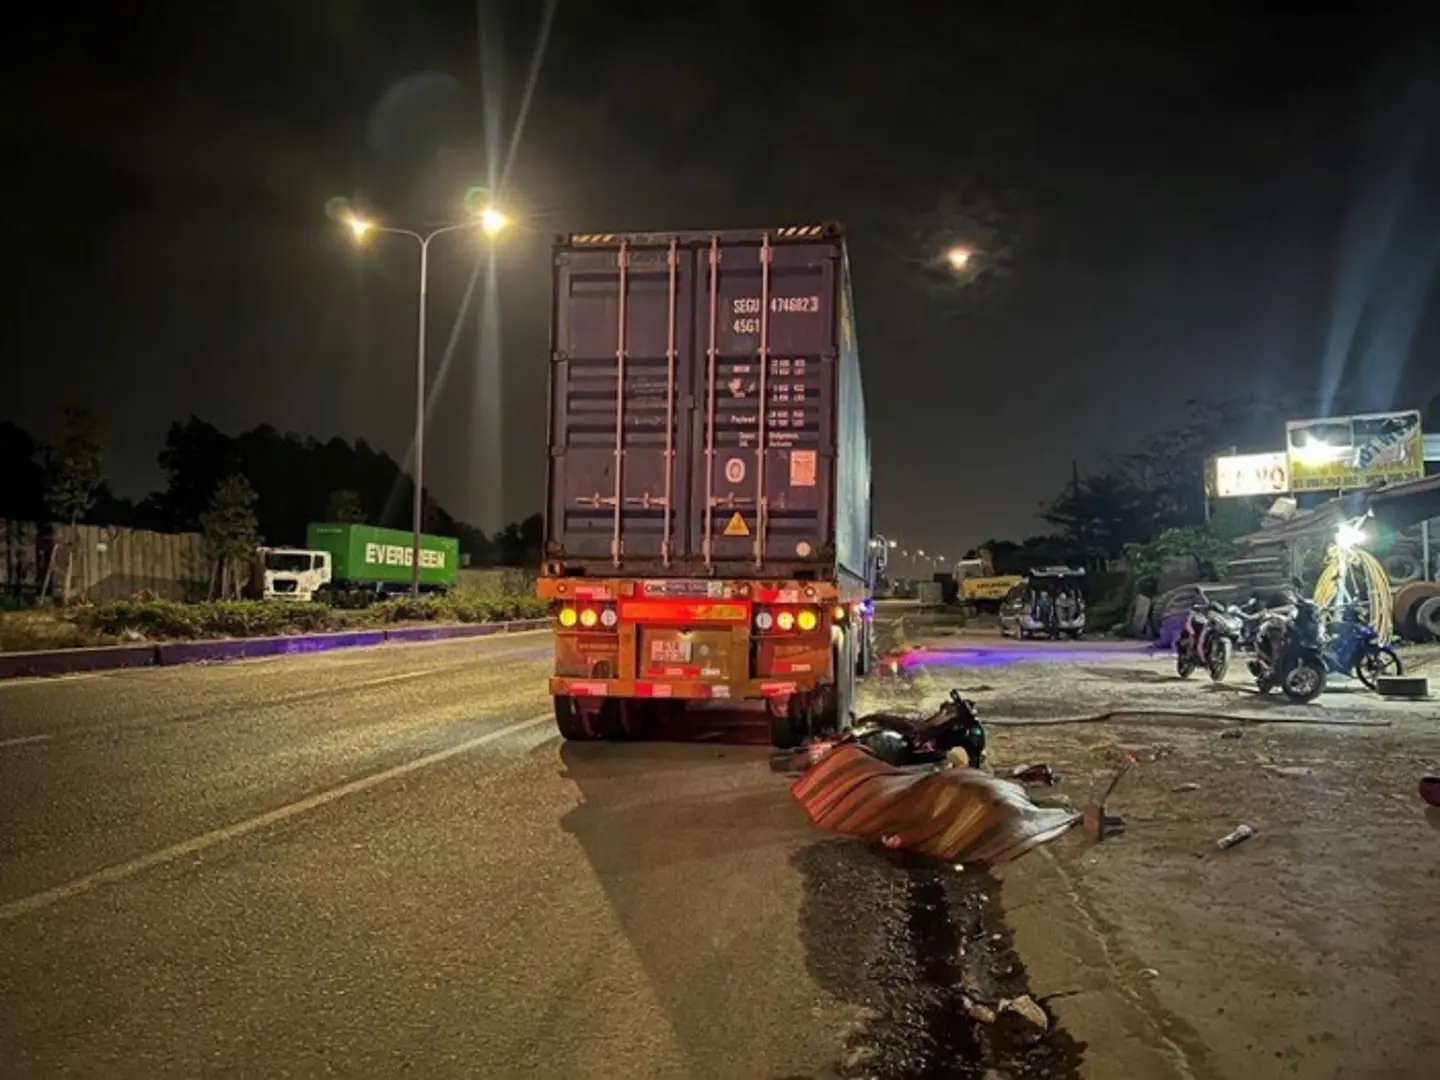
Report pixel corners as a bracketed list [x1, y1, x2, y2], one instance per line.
[795, 842, 1083, 1079]
[0, 621, 1077, 1079]
[5, 618, 1432, 1077]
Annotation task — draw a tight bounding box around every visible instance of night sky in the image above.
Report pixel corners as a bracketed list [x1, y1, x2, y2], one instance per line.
[5, 2, 1439, 551]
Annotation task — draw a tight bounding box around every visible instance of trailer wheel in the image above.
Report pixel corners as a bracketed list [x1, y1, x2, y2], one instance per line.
[855, 617, 874, 678]
[597, 700, 655, 741]
[553, 696, 598, 741]
[769, 707, 803, 749]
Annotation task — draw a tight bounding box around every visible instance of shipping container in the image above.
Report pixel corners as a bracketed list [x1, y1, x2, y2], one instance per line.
[544, 224, 871, 584]
[305, 523, 459, 591]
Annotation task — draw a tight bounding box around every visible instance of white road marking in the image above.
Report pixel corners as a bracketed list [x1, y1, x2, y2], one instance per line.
[0, 733, 52, 749]
[0, 712, 554, 922]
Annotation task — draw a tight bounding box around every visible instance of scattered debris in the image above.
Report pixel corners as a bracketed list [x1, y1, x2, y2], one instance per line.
[999, 994, 1050, 1034]
[1220, 729, 1244, 740]
[1116, 743, 1171, 762]
[1083, 806, 1126, 843]
[1082, 757, 1133, 844]
[965, 997, 998, 1025]
[1421, 777, 1440, 808]
[1171, 782, 1201, 793]
[1010, 763, 1057, 785]
[1265, 765, 1315, 778]
[1140, 968, 1160, 979]
[1216, 823, 1257, 850]
[838, 1043, 878, 1072]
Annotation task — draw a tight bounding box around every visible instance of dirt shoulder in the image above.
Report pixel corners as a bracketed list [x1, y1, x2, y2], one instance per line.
[861, 635, 1440, 1080]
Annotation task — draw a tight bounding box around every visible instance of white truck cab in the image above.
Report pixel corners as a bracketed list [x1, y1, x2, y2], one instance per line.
[255, 547, 332, 602]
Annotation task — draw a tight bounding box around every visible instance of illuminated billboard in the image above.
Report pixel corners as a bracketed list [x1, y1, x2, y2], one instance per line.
[1211, 451, 1290, 498]
[1285, 410, 1424, 492]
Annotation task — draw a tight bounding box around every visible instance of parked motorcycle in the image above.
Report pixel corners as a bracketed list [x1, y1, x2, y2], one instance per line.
[1175, 600, 1241, 682]
[1248, 597, 1328, 703]
[1230, 584, 1307, 652]
[1323, 604, 1404, 691]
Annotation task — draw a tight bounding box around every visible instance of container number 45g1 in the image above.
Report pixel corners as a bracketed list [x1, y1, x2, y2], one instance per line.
[732, 295, 820, 333]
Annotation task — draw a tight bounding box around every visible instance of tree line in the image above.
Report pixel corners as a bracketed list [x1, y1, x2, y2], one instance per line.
[0, 410, 544, 579]
[965, 395, 1359, 582]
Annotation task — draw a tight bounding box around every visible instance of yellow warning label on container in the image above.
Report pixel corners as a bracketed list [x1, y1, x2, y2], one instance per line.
[723, 512, 750, 537]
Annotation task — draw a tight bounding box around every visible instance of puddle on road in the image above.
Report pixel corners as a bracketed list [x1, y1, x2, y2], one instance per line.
[795, 841, 1084, 1078]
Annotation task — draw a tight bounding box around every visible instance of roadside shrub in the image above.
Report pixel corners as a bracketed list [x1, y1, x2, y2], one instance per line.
[370, 592, 547, 625]
[0, 611, 92, 652]
[10, 592, 549, 651]
[79, 599, 341, 640]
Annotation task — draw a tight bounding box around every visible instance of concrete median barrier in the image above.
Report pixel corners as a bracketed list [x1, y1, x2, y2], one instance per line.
[383, 619, 546, 643]
[385, 623, 504, 643]
[1, 619, 551, 680]
[155, 630, 390, 666]
[0, 644, 159, 680]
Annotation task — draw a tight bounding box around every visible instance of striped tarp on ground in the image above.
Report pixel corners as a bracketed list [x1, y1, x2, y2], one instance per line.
[790, 744, 1081, 866]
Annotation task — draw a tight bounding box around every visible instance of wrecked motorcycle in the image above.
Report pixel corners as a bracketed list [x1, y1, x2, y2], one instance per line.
[1175, 600, 1241, 682]
[846, 689, 988, 768]
[1248, 597, 1328, 703]
[773, 689, 987, 773]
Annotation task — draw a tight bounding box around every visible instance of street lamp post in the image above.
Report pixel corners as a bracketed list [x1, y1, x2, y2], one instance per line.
[345, 209, 509, 597]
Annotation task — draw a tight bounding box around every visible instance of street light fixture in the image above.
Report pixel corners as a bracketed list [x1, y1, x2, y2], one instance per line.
[341, 203, 511, 597]
[479, 207, 509, 237]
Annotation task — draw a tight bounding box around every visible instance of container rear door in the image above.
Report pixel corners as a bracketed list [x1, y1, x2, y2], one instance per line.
[692, 238, 838, 567]
[549, 242, 695, 562]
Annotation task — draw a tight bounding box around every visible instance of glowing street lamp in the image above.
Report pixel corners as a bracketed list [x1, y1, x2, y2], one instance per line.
[336, 201, 511, 596]
[478, 206, 509, 237]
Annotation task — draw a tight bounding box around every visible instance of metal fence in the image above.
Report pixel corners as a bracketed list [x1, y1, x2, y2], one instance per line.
[0, 520, 217, 601]
[456, 567, 536, 596]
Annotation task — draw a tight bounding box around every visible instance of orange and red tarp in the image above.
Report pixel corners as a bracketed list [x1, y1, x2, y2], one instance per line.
[790, 744, 1080, 865]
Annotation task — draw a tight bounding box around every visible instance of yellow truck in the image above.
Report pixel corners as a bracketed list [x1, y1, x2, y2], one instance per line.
[955, 556, 1023, 613]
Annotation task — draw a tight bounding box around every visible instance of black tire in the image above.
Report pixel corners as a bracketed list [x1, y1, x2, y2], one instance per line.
[1354, 645, 1403, 691]
[1176, 648, 1196, 679]
[554, 696, 597, 741]
[1206, 636, 1232, 682]
[855, 617, 874, 678]
[769, 710, 803, 749]
[1417, 597, 1440, 642]
[832, 635, 856, 734]
[1384, 553, 1422, 584]
[1281, 659, 1326, 703]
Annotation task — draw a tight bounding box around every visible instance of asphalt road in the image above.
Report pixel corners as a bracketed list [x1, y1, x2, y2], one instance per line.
[0, 630, 1078, 1079]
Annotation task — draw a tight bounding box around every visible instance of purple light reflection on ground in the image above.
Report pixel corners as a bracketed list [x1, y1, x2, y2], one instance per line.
[898, 646, 1152, 668]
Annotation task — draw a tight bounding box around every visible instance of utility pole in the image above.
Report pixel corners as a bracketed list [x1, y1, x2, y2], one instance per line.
[1071, 459, 1086, 569]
